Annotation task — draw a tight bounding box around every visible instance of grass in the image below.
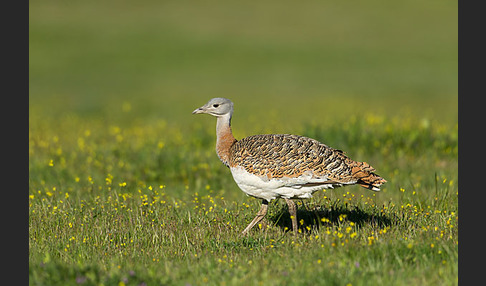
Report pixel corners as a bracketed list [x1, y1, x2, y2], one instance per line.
[29, 0, 457, 285]
[29, 109, 457, 285]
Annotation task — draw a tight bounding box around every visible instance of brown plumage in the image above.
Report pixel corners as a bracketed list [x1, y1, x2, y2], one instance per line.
[229, 134, 385, 191]
[193, 98, 386, 235]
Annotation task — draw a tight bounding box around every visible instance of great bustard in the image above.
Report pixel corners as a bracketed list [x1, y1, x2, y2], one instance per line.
[192, 98, 386, 235]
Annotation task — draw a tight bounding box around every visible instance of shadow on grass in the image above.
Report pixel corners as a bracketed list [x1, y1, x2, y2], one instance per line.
[203, 201, 394, 250]
[269, 201, 393, 233]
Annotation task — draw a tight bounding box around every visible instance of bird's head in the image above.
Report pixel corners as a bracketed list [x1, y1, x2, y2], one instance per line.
[192, 97, 234, 117]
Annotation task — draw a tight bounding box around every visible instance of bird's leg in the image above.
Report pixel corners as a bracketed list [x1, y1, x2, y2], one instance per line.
[241, 200, 269, 236]
[284, 198, 298, 234]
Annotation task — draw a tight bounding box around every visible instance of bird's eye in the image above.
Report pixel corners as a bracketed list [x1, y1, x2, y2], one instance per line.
[213, 104, 220, 108]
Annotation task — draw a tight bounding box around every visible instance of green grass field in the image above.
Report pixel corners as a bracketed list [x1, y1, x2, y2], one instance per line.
[29, 1, 457, 285]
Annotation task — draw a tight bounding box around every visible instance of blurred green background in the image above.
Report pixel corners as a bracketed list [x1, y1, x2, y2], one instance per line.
[29, 0, 457, 127]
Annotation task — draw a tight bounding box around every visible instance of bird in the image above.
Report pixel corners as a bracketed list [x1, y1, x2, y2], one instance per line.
[192, 97, 386, 235]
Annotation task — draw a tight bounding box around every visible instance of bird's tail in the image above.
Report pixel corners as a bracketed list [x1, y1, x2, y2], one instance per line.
[350, 161, 387, 191]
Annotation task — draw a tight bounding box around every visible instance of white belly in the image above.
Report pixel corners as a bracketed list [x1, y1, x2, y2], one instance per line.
[230, 166, 342, 202]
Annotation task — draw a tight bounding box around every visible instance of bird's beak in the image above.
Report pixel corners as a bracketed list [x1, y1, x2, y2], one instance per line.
[192, 106, 206, 114]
